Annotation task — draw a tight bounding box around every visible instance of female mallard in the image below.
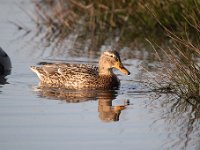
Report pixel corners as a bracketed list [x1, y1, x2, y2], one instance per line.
[30, 50, 130, 89]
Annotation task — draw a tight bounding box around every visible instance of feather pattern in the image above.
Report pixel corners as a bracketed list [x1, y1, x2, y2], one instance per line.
[30, 50, 130, 89]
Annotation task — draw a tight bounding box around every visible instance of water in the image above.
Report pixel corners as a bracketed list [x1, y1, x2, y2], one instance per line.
[0, 1, 200, 150]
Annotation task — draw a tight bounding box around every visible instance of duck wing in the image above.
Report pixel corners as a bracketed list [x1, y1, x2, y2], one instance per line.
[42, 65, 58, 75]
[57, 64, 98, 76]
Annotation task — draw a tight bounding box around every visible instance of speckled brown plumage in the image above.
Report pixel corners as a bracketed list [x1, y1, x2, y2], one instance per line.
[30, 50, 130, 89]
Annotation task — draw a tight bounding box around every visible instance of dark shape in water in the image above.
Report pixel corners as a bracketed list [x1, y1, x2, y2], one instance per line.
[0, 47, 11, 75]
[0, 47, 11, 85]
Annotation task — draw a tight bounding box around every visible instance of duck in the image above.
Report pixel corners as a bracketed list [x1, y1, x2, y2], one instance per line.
[30, 50, 130, 89]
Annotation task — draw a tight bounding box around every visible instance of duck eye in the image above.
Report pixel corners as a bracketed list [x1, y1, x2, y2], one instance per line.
[109, 54, 118, 61]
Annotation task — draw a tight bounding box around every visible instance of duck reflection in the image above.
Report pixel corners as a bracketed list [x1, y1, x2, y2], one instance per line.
[0, 75, 8, 85]
[35, 86, 129, 122]
[98, 100, 127, 122]
[98, 92, 129, 122]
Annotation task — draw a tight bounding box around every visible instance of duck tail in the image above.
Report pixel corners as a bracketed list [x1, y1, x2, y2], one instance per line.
[30, 66, 37, 72]
[30, 66, 43, 80]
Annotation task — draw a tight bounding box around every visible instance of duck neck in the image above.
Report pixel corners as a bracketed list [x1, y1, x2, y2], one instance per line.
[99, 67, 113, 76]
[98, 63, 113, 76]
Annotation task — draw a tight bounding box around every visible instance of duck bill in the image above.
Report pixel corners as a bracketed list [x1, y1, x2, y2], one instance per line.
[114, 62, 130, 75]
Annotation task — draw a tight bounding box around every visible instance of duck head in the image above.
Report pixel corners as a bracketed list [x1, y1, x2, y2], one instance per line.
[98, 50, 130, 75]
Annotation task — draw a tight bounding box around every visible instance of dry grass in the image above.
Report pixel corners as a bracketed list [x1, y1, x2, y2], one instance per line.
[148, 27, 200, 102]
[31, 0, 200, 50]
